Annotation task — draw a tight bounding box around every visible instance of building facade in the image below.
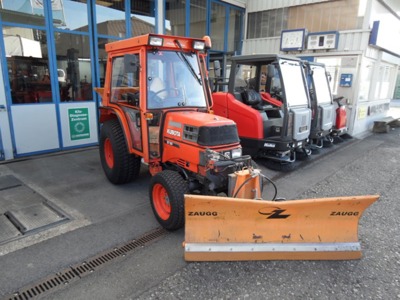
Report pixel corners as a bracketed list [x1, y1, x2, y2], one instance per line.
[243, 0, 400, 137]
[0, 0, 399, 161]
[0, 0, 245, 160]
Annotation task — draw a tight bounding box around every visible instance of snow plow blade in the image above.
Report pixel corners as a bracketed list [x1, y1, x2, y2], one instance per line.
[184, 194, 378, 261]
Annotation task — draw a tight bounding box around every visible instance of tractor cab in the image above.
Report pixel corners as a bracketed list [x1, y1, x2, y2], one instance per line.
[212, 54, 312, 170]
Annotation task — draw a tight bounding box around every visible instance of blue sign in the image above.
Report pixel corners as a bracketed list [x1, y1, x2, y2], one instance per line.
[340, 74, 353, 87]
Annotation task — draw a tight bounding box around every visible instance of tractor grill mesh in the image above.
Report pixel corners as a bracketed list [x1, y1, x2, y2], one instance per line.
[197, 124, 239, 146]
[5, 227, 168, 300]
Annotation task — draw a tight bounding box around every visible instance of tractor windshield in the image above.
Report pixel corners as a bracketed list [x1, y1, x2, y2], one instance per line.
[310, 65, 332, 104]
[147, 50, 207, 109]
[279, 59, 309, 107]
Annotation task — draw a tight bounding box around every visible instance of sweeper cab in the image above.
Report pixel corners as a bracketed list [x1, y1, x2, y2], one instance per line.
[212, 54, 312, 171]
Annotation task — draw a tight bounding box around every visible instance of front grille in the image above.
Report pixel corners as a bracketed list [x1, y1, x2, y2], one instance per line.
[197, 125, 239, 146]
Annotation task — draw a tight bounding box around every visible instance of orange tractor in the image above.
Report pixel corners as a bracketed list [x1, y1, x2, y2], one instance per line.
[96, 34, 378, 261]
[96, 34, 254, 231]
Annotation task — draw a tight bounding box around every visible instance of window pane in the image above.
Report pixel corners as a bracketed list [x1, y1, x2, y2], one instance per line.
[190, 0, 206, 38]
[311, 66, 332, 104]
[0, 0, 45, 26]
[130, 0, 155, 36]
[55, 33, 92, 101]
[210, 2, 225, 51]
[228, 8, 241, 52]
[147, 51, 206, 109]
[166, 0, 185, 36]
[52, 0, 88, 31]
[96, 0, 126, 37]
[98, 38, 118, 87]
[247, 8, 288, 38]
[280, 60, 309, 106]
[4, 26, 52, 104]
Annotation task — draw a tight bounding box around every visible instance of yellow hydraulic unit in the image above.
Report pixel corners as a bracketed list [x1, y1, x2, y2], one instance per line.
[184, 169, 378, 261]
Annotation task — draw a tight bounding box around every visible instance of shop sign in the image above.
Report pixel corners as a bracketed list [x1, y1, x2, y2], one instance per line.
[68, 108, 90, 140]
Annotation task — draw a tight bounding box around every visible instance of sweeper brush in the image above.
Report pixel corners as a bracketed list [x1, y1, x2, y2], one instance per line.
[184, 170, 378, 261]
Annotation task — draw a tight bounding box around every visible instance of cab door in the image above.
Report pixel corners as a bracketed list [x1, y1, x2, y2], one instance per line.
[110, 53, 144, 155]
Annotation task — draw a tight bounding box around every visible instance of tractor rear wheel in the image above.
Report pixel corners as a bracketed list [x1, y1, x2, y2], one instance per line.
[99, 119, 141, 184]
[149, 170, 189, 231]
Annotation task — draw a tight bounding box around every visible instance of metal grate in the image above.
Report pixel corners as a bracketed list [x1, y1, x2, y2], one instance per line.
[4, 227, 169, 300]
[5, 202, 68, 234]
[7, 269, 78, 300]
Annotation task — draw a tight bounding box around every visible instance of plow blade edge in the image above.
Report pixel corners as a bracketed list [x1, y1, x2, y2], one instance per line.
[184, 194, 378, 261]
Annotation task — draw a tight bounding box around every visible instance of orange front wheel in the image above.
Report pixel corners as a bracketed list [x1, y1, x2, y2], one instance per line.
[152, 183, 171, 221]
[149, 170, 189, 231]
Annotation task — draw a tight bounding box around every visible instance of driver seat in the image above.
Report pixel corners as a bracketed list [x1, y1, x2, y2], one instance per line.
[149, 77, 167, 99]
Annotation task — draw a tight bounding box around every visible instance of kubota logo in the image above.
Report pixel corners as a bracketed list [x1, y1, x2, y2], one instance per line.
[188, 211, 218, 216]
[259, 207, 290, 219]
[167, 128, 181, 137]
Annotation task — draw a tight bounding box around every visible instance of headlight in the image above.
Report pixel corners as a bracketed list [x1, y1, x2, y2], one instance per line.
[193, 40, 205, 50]
[232, 148, 242, 158]
[149, 36, 163, 46]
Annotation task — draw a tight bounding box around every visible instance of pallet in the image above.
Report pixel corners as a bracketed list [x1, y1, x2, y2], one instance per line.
[372, 116, 400, 133]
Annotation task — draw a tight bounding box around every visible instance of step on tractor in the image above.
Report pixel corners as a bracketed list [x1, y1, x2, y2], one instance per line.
[212, 54, 312, 171]
[96, 34, 377, 261]
[302, 61, 335, 151]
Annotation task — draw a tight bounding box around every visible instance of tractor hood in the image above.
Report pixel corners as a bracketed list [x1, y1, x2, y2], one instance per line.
[165, 111, 235, 127]
[163, 111, 240, 146]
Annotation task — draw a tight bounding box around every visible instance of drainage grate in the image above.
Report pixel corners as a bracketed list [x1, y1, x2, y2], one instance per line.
[71, 227, 168, 278]
[4, 227, 169, 300]
[7, 269, 79, 300]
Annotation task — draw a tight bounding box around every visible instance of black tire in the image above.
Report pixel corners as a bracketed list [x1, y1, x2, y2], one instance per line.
[263, 159, 296, 172]
[296, 148, 312, 161]
[149, 170, 189, 231]
[311, 147, 321, 154]
[99, 119, 141, 184]
[323, 136, 334, 148]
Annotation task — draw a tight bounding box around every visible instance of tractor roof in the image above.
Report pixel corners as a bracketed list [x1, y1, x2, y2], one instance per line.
[230, 54, 302, 64]
[105, 33, 209, 54]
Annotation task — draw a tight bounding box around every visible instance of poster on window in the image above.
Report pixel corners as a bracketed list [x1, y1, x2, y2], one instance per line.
[68, 108, 90, 141]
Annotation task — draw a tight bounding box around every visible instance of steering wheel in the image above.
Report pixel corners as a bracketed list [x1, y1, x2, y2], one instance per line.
[271, 86, 282, 100]
[150, 88, 180, 102]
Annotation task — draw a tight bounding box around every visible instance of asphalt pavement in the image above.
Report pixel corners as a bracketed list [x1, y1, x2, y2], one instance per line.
[1, 107, 400, 300]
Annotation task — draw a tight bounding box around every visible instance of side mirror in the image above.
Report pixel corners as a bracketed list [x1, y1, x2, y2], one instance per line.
[267, 64, 275, 78]
[213, 60, 221, 77]
[124, 54, 138, 73]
